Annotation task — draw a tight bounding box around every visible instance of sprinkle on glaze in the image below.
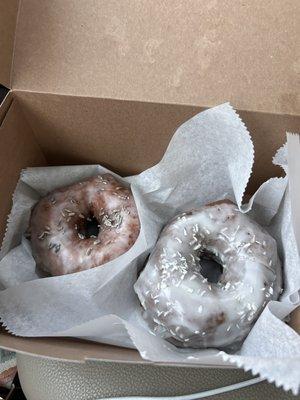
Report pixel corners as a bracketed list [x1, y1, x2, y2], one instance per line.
[30, 174, 140, 276]
[134, 201, 281, 349]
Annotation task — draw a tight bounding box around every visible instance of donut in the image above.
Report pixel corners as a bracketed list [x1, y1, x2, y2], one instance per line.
[134, 201, 281, 349]
[29, 174, 140, 276]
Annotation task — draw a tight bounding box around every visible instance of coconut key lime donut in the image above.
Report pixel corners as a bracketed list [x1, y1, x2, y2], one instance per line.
[134, 201, 281, 349]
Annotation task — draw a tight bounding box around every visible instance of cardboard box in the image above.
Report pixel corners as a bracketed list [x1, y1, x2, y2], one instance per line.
[0, 0, 299, 364]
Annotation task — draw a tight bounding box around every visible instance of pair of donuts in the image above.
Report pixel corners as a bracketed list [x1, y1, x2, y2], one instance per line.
[30, 176, 281, 349]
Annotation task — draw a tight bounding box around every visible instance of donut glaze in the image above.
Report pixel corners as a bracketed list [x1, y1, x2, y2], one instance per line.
[134, 201, 281, 349]
[30, 174, 140, 276]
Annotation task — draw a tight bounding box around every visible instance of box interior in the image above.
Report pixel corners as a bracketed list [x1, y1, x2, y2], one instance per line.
[2, 90, 300, 245]
[0, 0, 299, 363]
[1, 91, 299, 361]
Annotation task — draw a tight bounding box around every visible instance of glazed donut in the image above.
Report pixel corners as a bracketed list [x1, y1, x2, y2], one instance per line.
[30, 174, 140, 276]
[134, 201, 281, 349]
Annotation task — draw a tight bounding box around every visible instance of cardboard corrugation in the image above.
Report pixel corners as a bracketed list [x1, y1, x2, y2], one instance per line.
[0, 0, 299, 363]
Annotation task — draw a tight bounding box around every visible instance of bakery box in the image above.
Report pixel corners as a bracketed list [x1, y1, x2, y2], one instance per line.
[0, 0, 299, 368]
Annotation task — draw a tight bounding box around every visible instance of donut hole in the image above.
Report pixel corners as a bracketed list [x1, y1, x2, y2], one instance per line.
[77, 214, 100, 238]
[198, 250, 224, 284]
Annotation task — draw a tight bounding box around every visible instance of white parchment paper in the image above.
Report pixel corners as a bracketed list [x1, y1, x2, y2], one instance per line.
[0, 104, 299, 394]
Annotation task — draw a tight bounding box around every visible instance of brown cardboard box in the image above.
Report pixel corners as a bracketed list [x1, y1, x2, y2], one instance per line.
[0, 0, 299, 364]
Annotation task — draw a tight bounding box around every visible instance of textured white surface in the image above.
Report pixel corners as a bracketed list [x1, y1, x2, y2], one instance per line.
[17, 355, 297, 400]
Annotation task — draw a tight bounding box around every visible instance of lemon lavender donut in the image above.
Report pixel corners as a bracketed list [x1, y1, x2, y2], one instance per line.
[30, 174, 140, 276]
[134, 201, 281, 349]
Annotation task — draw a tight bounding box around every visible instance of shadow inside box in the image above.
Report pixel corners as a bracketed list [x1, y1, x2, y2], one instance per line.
[0, 85, 9, 104]
[0, 82, 22, 396]
[0, 373, 27, 400]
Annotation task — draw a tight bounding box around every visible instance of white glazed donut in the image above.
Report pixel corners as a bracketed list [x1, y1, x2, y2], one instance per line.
[134, 201, 281, 349]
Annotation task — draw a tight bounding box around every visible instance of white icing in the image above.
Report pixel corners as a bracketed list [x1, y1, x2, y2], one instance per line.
[134, 202, 281, 349]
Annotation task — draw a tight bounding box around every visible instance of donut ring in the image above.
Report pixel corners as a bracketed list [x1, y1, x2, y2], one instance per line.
[134, 201, 281, 348]
[30, 174, 140, 276]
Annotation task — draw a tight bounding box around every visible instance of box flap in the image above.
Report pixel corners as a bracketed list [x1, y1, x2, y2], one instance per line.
[0, 0, 19, 88]
[0, 330, 232, 367]
[0, 329, 145, 364]
[12, 0, 299, 115]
